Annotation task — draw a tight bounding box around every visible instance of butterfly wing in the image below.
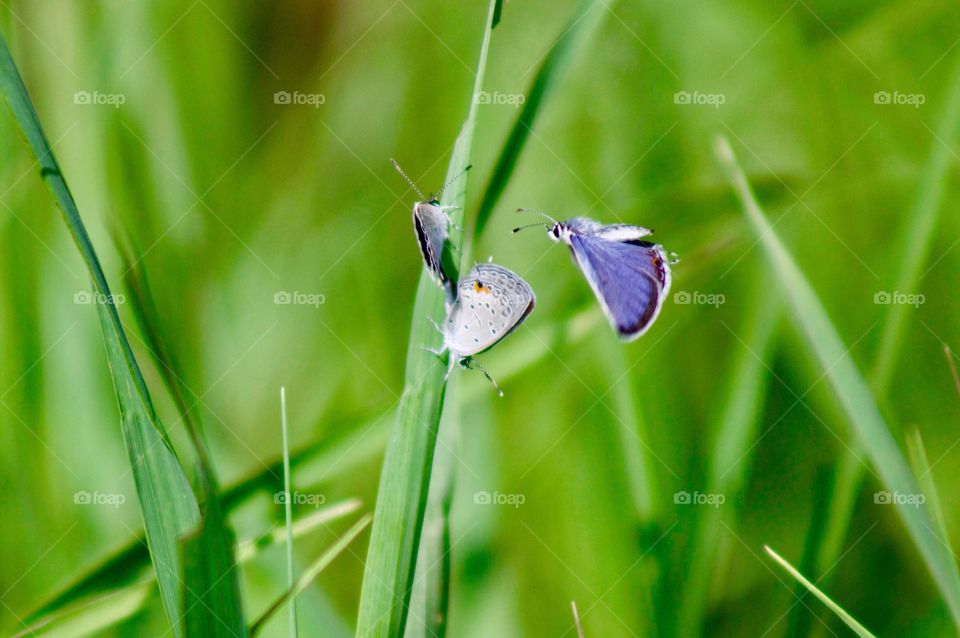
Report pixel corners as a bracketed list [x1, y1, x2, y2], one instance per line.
[446, 263, 535, 357]
[413, 202, 450, 283]
[568, 234, 671, 340]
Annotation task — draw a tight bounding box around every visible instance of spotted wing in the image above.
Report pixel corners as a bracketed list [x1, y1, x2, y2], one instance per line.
[446, 263, 535, 357]
[568, 234, 671, 341]
[413, 202, 450, 283]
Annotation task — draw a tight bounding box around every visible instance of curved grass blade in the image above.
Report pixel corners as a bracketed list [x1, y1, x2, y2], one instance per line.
[355, 3, 500, 637]
[716, 135, 960, 630]
[0, 33, 203, 635]
[764, 545, 877, 638]
[251, 515, 373, 636]
[473, 0, 606, 238]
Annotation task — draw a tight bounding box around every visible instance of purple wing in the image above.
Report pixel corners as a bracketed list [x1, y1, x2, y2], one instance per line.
[568, 234, 671, 340]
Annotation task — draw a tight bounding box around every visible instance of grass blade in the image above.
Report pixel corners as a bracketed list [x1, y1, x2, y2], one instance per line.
[764, 545, 877, 638]
[251, 515, 373, 636]
[473, 0, 605, 238]
[179, 469, 247, 638]
[355, 2, 500, 636]
[0, 32, 202, 635]
[905, 428, 954, 558]
[716, 135, 960, 629]
[281, 388, 298, 637]
[404, 412, 455, 638]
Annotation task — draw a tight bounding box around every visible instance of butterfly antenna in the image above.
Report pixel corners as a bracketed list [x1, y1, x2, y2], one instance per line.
[467, 359, 504, 397]
[516, 208, 558, 224]
[390, 158, 425, 200]
[434, 164, 473, 200]
[512, 222, 551, 233]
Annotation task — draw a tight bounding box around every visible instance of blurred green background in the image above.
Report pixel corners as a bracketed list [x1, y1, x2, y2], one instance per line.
[2, 0, 960, 636]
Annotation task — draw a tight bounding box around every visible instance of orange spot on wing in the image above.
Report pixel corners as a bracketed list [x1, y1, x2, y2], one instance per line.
[473, 281, 491, 294]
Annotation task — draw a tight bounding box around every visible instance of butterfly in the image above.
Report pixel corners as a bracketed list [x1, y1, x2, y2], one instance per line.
[391, 159, 470, 288]
[515, 211, 675, 341]
[427, 262, 535, 395]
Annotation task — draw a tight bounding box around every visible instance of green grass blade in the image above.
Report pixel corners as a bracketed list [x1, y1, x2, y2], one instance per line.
[404, 413, 455, 638]
[179, 469, 247, 638]
[0, 31, 201, 635]
[716, 135, 960, 630]
[905, 428, 954, 558]
[764, 546, 877, 638]
[252, 515, 373, 636]
[472, 0, 605, 238]
[355, 3, 499, 637]
[280, 388, 298, 637]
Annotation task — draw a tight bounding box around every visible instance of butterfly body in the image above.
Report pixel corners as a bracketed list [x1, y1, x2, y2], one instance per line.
[548, 217, 671, 341]
[412, 198, 452, 285]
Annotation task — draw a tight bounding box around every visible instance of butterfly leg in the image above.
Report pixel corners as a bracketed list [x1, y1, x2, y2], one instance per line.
[438, 207, 464, 232]
[461, 357, 504, 397]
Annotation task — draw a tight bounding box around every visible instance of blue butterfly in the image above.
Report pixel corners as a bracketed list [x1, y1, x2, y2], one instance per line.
[516, 211, 675, 341]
